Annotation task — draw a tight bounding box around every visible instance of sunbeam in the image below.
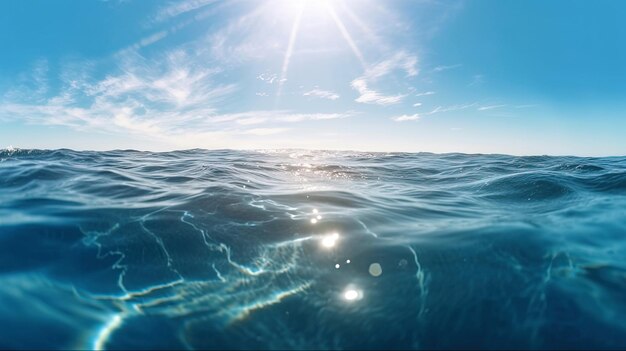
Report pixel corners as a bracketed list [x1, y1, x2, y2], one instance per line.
[326, 2, 367, 70]
[276, 3, 304, 101]
[337, 0, 383, 50]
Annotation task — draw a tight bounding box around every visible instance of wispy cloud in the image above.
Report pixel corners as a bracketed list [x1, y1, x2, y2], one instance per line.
[477, 104, 505, 111]
[120, 31, 169, 53]
[303, 88, 340, 100]
[391, 113, 420, 122]
[153, 0, 219, 22]
[351, 79, 406, 105]
[0, 47, 342, 144]
[257, 73, 282, 84]
[206, 110, 353, 124]
[415, 91, 435, 97]
[363, 51, 418, 80]
[413, 102, 422, 107]
[433, 64, 462, 72]
[204, 4, 276, 65]
[277, 112, 352, 122]
[351, 51, 417, 105]
[429, 103, 477, 114]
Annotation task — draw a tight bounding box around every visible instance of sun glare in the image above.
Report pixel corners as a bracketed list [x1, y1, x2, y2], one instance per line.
[275, 0, 368, 99]
[342, 287, 363, 302]
[321, 232, 339, 248]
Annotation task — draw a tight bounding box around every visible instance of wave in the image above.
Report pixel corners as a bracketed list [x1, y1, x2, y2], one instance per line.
[1, 149, 625, 349]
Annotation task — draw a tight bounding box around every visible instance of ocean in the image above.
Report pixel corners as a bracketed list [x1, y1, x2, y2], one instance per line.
[1, 148, 625, 349]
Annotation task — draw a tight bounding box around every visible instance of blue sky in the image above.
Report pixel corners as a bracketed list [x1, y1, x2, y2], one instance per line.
[0, 0, 625, 155]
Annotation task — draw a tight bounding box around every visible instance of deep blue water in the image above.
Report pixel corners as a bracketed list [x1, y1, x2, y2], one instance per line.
[1, 148, 625, 350]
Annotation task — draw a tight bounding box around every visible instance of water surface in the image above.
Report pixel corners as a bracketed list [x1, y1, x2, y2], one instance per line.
[1, 148, 625, 349]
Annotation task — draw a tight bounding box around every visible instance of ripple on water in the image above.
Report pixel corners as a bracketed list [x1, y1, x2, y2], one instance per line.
[0, 149, 625, 349]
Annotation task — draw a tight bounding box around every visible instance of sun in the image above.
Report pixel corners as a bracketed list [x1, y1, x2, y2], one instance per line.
[274, 0, 367, 98]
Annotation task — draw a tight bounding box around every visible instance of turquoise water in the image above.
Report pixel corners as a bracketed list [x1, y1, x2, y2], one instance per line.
[1, 148, 625, 349]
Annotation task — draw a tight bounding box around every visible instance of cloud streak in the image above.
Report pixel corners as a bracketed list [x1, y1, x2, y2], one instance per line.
[154, 0, 220, 22]
[391, 114, 420, 122]
[351, 51, 418, 105]
[351, 79, 406, 105]
[429, 103, 477, 114]
[303, 88, 340, 100]
[433, 64, 462, 72]
[477, 104, 505, 111]
[257, 73, 283, 84]
[415, 91, 435, 97]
